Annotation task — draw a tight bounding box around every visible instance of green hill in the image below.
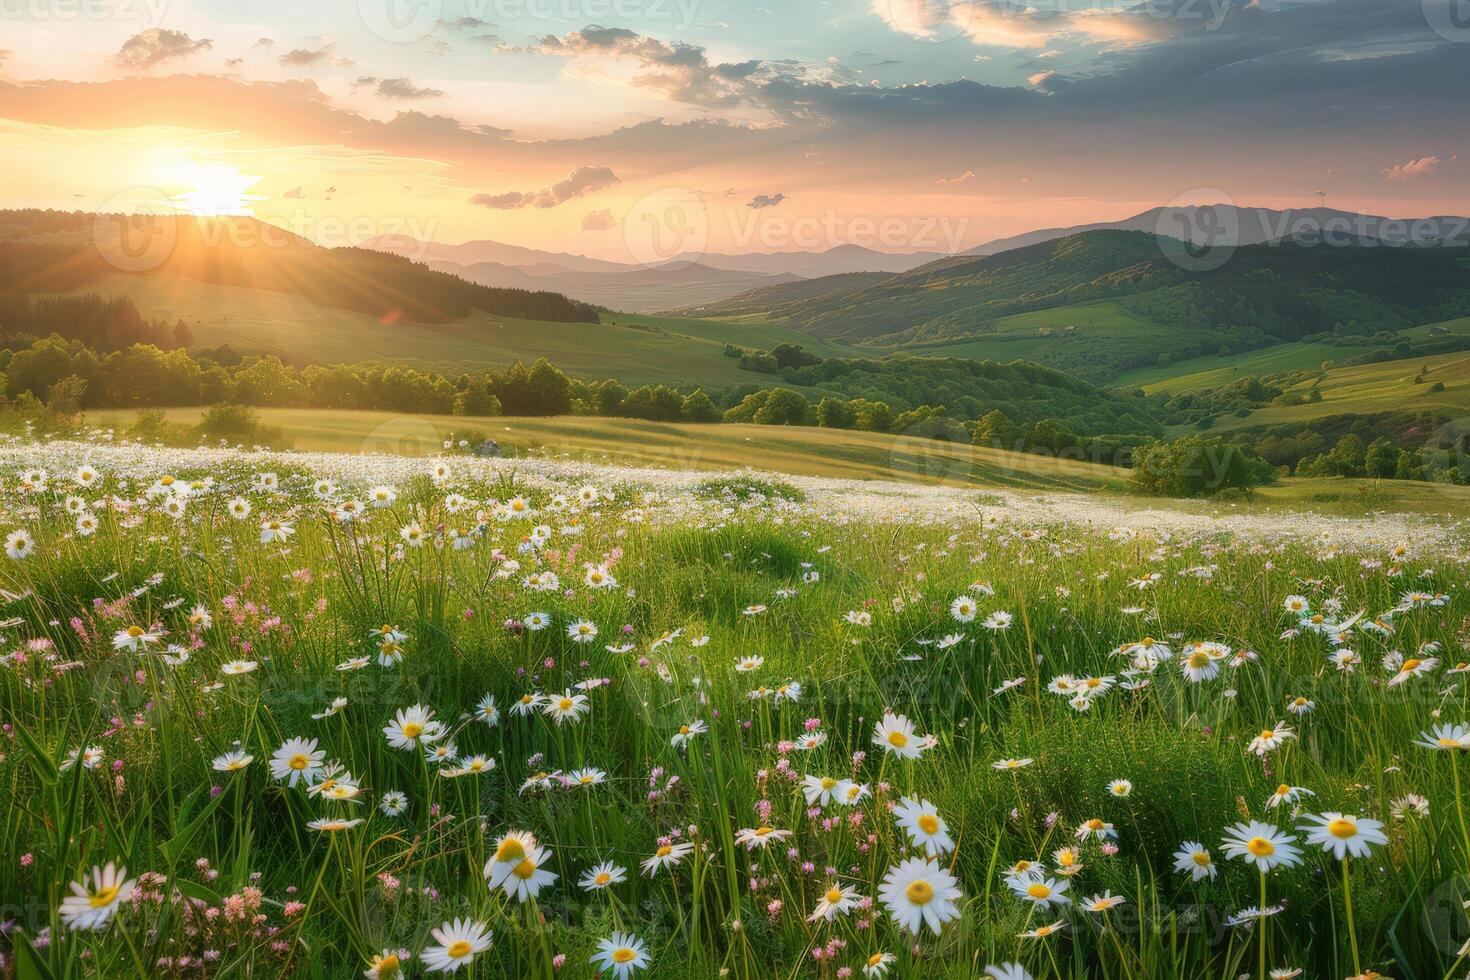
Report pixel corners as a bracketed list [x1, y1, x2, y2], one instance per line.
[0, 209, 600, 325]
[693, 230, 1470, 383]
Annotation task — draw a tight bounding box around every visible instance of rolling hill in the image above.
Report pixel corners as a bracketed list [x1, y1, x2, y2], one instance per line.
[689, 229, 1470, 382]
[0, 209, 600, 325]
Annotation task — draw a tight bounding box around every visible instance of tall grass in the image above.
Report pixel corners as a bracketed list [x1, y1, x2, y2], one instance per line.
[0, 445, 1465, 978]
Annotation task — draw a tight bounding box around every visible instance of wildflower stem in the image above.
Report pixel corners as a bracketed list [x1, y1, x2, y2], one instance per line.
[1340, 857, 1360, 975]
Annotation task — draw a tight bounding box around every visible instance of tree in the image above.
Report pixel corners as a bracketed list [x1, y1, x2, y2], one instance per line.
[454, 378, 501, 417]
[172, 319, 195, 349]
[682, 388, 720, 423]
[44, 375, 87, 416]
[1325, 433, 1366, 477]
[752, 388, 812, 426]
[769, 343, 821, 370]
[970, 409, 1020, 448]
[593, 379, 627, 416]
[1363, 437, 1400, 478]
[816, 396, 854, 429]
[1132, 436, 1273, 498]
[525, 358, 572, 415]
[849, 398, 893, 433]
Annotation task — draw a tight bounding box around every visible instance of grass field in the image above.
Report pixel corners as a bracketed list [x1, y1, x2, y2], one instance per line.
[83, 407, 1470, 518]
[1, 438, 1467, 979]
[85, 407, 1129, 492]
[69, 275, 864, 389]
[1194, 350, 1470, 432]
[1115, 342, 1378, 392]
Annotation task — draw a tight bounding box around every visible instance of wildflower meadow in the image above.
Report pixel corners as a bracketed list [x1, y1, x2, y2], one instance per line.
[1, 439, 1467, 980]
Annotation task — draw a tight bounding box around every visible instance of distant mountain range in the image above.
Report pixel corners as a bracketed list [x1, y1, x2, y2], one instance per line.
[967, 205, 1470, 255]
[364, 234, 943, 312]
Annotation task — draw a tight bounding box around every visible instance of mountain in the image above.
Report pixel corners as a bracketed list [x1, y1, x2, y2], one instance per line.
[430, 258, 802, 313]
[967, 205, 1470, 255]
[694, 229, 1470, 382]
[363, 234, 631, 275]
[365, 234, 945, 310]
[0, 210, 600, 325]
[664, 244, 944, 278]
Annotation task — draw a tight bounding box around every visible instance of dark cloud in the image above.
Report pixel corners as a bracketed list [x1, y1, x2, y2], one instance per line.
[374, 76, 445, 100]
[278, 48, 328, 67]
[114, 29, 213, 72]
[471, 165, 620, 209]
[747, 193, 787, 209]
[581, 208, 617, 230]
[441, 16, 493, 30]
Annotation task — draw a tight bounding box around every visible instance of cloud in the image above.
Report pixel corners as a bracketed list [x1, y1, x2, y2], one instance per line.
[279, 48, 329, 67]
[470, 165, 620, 209]
[114, 29, 213, 72]
[282, 186, 303, 198]
[936, 169, 976, 185]
[581, 208, 617, 230]
[442, 16, 492, 30]
[1382, 156, 1442, 181]
[356, 75, 445, 99]
[747, 193, 787, 209]
[873, 0, 1184, 48]
[535, 26, 849, 116]
[1026, 70, 1055, 87]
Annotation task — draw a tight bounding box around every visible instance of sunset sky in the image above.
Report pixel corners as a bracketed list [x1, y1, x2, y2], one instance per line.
[2, 0, 1467, 260]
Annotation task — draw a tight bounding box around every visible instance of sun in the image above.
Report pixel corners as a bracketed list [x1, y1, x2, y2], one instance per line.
[162, 159, 261, 216]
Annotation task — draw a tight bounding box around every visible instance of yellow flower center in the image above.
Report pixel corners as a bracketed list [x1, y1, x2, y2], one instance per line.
[288, 754, 310, 770]
[1327, 819, 1357, 839]
[821, 776, 837, 790]
[1142, 637, 1155, 645]
[1246, 837, 1275, 856]
[754, 826, 773, 836]
[446, 941, 472, 959]
[825, 886, 844, 903]
[1259, 730, 1275, 741]
[1402, 659, 1422, 672]
[595, 872, 611, 885]
[1192, 852, 1211, 866]
[512, 858, 537, 880]
[655, 845, 673, 858]
[917, 814, 939, 835]
[887, 731, 908, 748]
[495, 838, 526, 863]
[867, 954, 886, 967]
[559, 698, 574, 711]
[127, 626, 144, 637]
[89, 885, 120, 908]
[1188, 652, 1209, 668]
[612, 948, 636, 964]
[906, 880, 935, 905]
[401, 722, 423, 738]
[375, 955, 400, 972]
[1276, 784, 1291, 796]
[1026, 882, 1051, 899]
[679, 725, 691, 735]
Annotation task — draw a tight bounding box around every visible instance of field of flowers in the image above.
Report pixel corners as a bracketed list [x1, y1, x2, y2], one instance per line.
[0, 439, 1467, 979]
